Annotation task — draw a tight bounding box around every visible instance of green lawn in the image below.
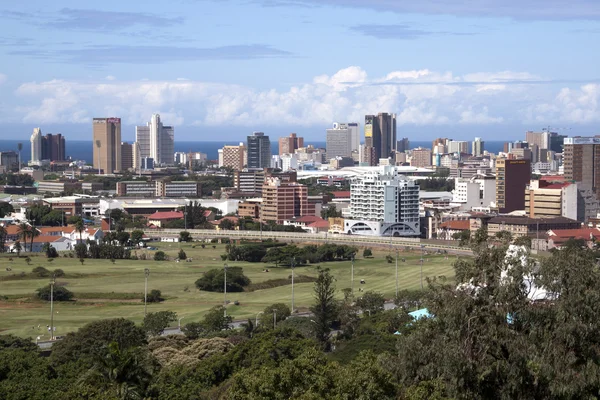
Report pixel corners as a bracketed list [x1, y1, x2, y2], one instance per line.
[0, 243, 458, 338]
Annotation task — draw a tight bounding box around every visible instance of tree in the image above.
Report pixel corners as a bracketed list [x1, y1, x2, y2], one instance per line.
[179, 231, 191, 242]
[201, 305, 233, 332]
[260, 303, 291, 328]
[0, 226, 7, 253]
[356, 291, 385, 315]
[50, 318, 147, 365]
[363, 248, 373, 258]
[219, 218, 236, 230]
[452, 230, 471, 246]
[195, 267, 251, 292]
[143, 311, 177, 336]
[74, 243, 87, 259]
[36, 285, 74, 301]
[321, 206, 342, 219]
[77, 341, 154, 400]
[43, 242, 58, 258]
[130, 230, 144, 246]
[14, 240, 21, 257]
[178, 249, 187, 260]
[116, 231, 130, 246]
[146, 289, 163, 303]
[67, 215, 83, 225]
[75, 219, 85, 243]
[154, 251, 167, 261]
[309, 268, 338, 346]
[0, 202, 14, 218]
[17, 222, 31, 252]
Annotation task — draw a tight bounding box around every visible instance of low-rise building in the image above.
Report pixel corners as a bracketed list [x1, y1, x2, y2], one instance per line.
[43, 196, 100, 219]
[147, 211, 184, 228]
[487, 216, 580, 238]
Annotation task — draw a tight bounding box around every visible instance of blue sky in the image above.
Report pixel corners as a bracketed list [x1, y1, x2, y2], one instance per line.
[1, 0, 600, 142]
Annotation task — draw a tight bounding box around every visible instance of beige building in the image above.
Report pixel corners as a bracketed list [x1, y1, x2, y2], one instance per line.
[93, 118, 122, 173]
[261, 177, 311, 224]
[410, 147, 432, 168]
[525, 181, 578, 220]
[279, 133, 303, 156]
[221, 144, 246, 170]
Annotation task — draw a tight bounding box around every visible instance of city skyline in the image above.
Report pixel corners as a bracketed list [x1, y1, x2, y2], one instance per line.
[1, 1, 600, 140]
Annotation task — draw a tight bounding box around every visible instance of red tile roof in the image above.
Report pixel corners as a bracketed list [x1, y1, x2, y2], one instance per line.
[308, 220, 330, 228]
[439, 220, 470, 230]
[543, 183, 571, 189]
[147, 211, 184, 220]
[331, 191, 351, 199]
[32, 235, 64, 243]
[539, 175, 566, 182]
[548, 228, 600, 239]
[294, 215, 322, 223]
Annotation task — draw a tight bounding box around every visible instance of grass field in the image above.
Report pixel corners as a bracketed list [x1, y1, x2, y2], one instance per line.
[0, 242, 459, 338]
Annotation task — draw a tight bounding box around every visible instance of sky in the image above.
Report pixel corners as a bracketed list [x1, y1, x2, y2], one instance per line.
[1, 0, 600, 142]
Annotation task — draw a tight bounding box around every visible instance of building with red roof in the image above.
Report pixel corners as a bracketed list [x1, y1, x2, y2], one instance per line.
[147, 211, 184, 228]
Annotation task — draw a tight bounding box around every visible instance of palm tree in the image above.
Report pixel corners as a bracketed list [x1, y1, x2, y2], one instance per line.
[75, 220, 85, 244]
[77, 342, 153, 399]
[30, 228, 40, 253]
[14, 240, 22, 257]
[0, 226, 7, 253]
[17, 223, 31, 252]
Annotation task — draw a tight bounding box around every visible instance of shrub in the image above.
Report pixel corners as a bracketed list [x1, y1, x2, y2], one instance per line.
[195, 267, 251, 292]
[154, 251, 167, 261]
[146, 289, 164, 303]
[178, 249, 187, 260]
[385, 254, 394, 263]
[363, 248, 373, 258]
[53, 269, 65, 277]
[31, 266, 51, 277]
[36, 285, 74, 301]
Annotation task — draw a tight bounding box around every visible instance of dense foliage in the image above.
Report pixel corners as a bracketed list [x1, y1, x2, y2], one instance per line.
[194, 267, 251, 293]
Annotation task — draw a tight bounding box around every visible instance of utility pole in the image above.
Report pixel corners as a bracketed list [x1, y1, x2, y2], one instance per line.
[144, 268, 150, 316]
[50, 274, 55, 340]
[395, 249, 399, 298]
[420, 245, 424, 290]
[223, 264, 228, 317]
[351, 255, 355, 295]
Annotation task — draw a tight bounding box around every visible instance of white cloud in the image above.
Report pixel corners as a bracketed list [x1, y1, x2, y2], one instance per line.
[10, 67, 600, 127]
[105, 75, 116, 81]
[0, 73, 6, 85]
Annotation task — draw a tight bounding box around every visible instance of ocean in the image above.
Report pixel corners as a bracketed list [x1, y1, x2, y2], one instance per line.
[0, 140, 507, 164]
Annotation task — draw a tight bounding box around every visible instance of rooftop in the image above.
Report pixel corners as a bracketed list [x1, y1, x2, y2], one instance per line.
[489, 216, 580, 225]
[147, 211, 184, 220]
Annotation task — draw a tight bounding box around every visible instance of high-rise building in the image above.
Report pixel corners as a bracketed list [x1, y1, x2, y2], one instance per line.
[564, 137, 600, 200]
[496, 158, 531, 213]
[432, 138, 451, 154]
[448, 141, 469, 154]
[30, 128, 42, 163]
[121, 142, 133, 171]
[41, 133, 66, 162]
[0, 151, 18, 170]
[135, 114, 174, 165]
[410, 147, 432, 168]
[278, 133, 303, 156]
[221, 143, 246, 170]
[345, 166, 420, 236]
[525, 131, 550, 149]
[261, 176, 310, 224]
[132, 142, 140, 171]
[326, 123, 352, 160]
[397, 138, 410, 153]
[472, 137, 484, 156]
[348, 122, 360, 152]
[247, 132, 271, 169]
[93, 118, 122, 173]
[549, 133, 566, 153]
[525, 180, 577, 220]
[364, 113, 397, 161]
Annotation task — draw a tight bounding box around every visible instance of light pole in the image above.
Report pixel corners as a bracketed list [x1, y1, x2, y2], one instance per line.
[50, 274, 55, 340]
[144, 268, 150, 316]
[395, 249, 399, 298]
[223, 264, 228, 317]
[178, 317, 185, 331]
[420, 245, 425, 290]
[351, 255, 355, 295]
[255, 311, 264, 327]
[291, 257, 295, 313]
[273, 309, 277, 329]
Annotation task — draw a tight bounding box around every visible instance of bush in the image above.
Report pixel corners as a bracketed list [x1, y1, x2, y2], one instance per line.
[53, 268, 65, 277]
[385, 254, 394, 263]
[363, 248, 373, 258]
[74, 243, 87, 259]
[35, 285, 74, 301]
[195, 267, 251, 293]
[143, 311, 177, 336]
[154, 251, 167, 261]
[178, 249, 187, 260]
[146, 289, 164, 303]
[31, 266, 51, 277]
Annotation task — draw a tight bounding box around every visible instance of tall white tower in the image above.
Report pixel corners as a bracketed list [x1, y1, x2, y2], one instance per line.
[135, 114, 175, 165]
[30, 127, 42, 164]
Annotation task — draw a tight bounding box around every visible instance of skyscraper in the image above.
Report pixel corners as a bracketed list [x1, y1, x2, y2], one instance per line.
[564, 137, 600, 200]
[278, 133, 303, 156]
[348, 122, 360, 152]
[42, 133, 66, 161]
[364, 113, 396, 161]
[448, 141, 469, 154]
[496, 158, 531, 213]
[121, 142, 133, 171]
[30, 128, 42, 163]
[93, 118, 122, 173]
[396, 137, 410, 153]
[135, 114, 175, 165]
[247, 132, 271, 169]
[221, 143, 247, 170]
[326, 123, 352, 160]
[472, 137, 484, 156]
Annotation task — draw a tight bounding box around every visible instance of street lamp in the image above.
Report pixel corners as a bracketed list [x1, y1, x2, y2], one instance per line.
[291, 257, 295, 312]
[420, 245, 425, 290]
[255, 311, 264, 327]
[395, 249, 399, 298]
[351, 255, 355, 295]
[223, 264, 228, 317]
[144, 268, 150, 316]
[50, 274, 55, 340]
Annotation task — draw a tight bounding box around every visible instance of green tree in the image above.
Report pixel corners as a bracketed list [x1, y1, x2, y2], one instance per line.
[143, 311, 177, 336]
[259, 303, 291, 328]
[452, 229, 471, 246]
[219, 218, 236, 230]
[309, 268, 337, 346]
[13, 240, 21, 257]
[0, 225, 7, 253]
[356, 290, 385, 315]
[130, 230, 145, 246]
[75, 242, 87, 259]
[201, 305, 233, 332]
[146, 289, 163, 303]
[17, 222, 31, 252]
[363, 248, 373, 258]
[153, 251, 167, 261]
[179, 231, 191, 242]
[36, 284, 74, 301]
[75, 219, 85, 243]
[195, 267, 251, 292]
[178, 249, 187, 260]
[67, 215, 83, 225]
[0, 201, 14, 218]
[321, 206, 342, 219]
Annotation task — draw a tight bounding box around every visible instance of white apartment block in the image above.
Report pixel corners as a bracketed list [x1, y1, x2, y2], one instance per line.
[135, 114, 175, 165]
[451, 174, 496, 211]
[344, 166, 420, 236]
